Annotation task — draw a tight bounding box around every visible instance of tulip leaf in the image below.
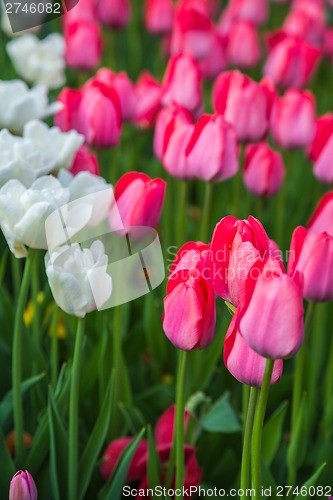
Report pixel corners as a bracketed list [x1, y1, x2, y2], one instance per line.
[98, 428, 146, 500]
[262, 400, 288, 466]
[0, 248, 8, 284]
[294, 462, 326, 499]
[0, 427, 15, 494]
[48, 388, 68, 500]
[200, 392, 241, 433]
[78, 371, 115, 500]
[118, 402, 146, 435]
[147, 425, 162, 495]
[0, 372, 46, 431]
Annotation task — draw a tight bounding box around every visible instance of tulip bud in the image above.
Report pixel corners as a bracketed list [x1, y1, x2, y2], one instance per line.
[145, 0, 174, 35]
[94, 68, 136, 121]
[101, 438, 148, 480]
[228, 0, 268, 26]
[307, 192, 333, 236]
[132, 72, 162, 128]
[270, 89, 316, 149]
[308, 114, 333, 184]
[70, 145, 99, 176]
[97, 0, 131, 28]
[64, 20, 102, 71]
[9, 470, 37, 500]
[198, 30, 227, 80]
[283, 2, 325, 46]
[55, 87, 82, 132]
[243, 142, 285, 197]
[226, 20, 261, 69]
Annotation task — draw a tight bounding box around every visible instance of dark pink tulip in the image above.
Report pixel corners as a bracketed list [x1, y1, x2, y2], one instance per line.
[238, 258, 304, 359]
[109, 172, 166, 232]
[64, 20, 102, 71]
[226, 20, 261, 69]
[145, 0, 174, 35]
[270, 89, 316, 149]
[212, 70, 275, 142]
[63, 0, 97, 24]
[101, 438, 148, 480]
[224, 310, 283, 386]
[307, 192, 333, 236]
[308, 114, 333, 184]
[288, 226, 333, 302]
[70, 145, 99, 176]
[9, 470, 37, 500]
[163, 268, 216, 350]
[210, 215, 274, 306]
[97, 0, 131, 28]
[77, 81, 122, 148]
[228, 0, 268, 26]
[185, 114, 238, 182]
[243, 143, 285, 197]
[154, 404, 190, 444]
[198, 30, 227, 79]
[55, 87, 82, 132]
[263, 31, 321, 89]
[94, 68, 136, 121]
[132, 72, 162, 128]
[161, 53, 202, 115]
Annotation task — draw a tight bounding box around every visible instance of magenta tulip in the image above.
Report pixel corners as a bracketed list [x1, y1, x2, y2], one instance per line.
[307, 192, 333, 236]
[97, 0, 131, 28]
[70, 145, 99, 176]
[308, 114, 333, 184]
[144, 0, 174, 34]
[64, 20, 102, 71]
[9, 470, 37, 500]
[132, 72, 162, 128]
[226, 20, 261, 69]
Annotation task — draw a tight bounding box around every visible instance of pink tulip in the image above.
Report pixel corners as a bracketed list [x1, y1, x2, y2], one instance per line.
[64, 20, 102, 71]
[63, 0, 97, 24]
[308, 114, 333, 184]
[132, 72, 162, 128]
[243, 143, 285, 197]
[212, 70, 275, 142]
[283, 1, 325, 46]
[185, 114, 238, 182]
[238, 258, 304, 359]
[198, 30, 227, 79]
[270, 89, 316, 149]
[145, 0, 174, 35]
[109, 172, 166, 233]
[288, 226, 333, 302]
[97, 0, 131, 28]
[70, 145, 99, 176]
[101, 438, 148, 480]
[210, 215, 273, 306]
[224, 310, 283, 386]
[77, 80, 122, 148]
[94, 68, 136, 121]
[263, 31, 321, 89]
[161, 53, 202, 115]
[228, 0, 268, 26]
[169, 241, 211, 281]
[55, 87, 82, 131]
[226, 20, 261, 69]
[9, 470, 37, 500]
[307, 192, 333, 236]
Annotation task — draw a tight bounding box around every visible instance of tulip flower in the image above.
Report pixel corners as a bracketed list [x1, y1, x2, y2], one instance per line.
[210, 215, 273, 306]
[45, 240, 112, 317]
[145, 0, 174, 35]
[55, 87, 82, 132]
[212, 71, 275, 142]
[70, 145, 99, 176]
[161, 53, 202, 115]
[288, 226, 333, 302]
[101, 438, 148, 481]
[270, 89, 316, 149]
[238, 258, 304, 359]
[228, 0, 268, 26]
[154, 104, 193, 161]
[243, 143, 285, 197]
[94, 68, 136, 121]
[64, 20, 102, 71]
[198, 30, 227, 79]
[307, 192, 333, 236]
[185, 114, 238, 182]
[263, 31, 321, 89]
[97, 0, 131, 28]
[169, 241, 211, 281]
[132, 72, 162, 128]
[308, 114, 333, 184]
[109, 172, 166, 233]
[224, 310, 283, 386]
[0, 80, 61, 135]
[226, 20, 261, 69]
[282, 1, 325, 46]
[9, 470, 37, 500]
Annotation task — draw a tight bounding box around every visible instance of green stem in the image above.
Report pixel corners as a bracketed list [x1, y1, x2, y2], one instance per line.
[109, 304, 123, 439]
[51, 305, 59, 388]
[175, 350, 188, 495]
[251, 358, 274, 498]
[11, 254, 21, 299]
[242, 384, 250, 436]
[68, 317, 85, 500]
[241, 387, 258, 498]
[199, 182, 213, 243]
[176, 181, 188, 248]
[12, 253, 34, 465]
[31, 254, 40, 342]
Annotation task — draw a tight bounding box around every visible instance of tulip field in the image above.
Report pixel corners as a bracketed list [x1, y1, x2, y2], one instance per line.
[2, 0, 333, 499]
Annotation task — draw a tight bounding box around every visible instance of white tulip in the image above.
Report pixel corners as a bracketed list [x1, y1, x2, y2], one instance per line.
[6, 33, 65, 89]
[0, 80, 61, 134]
[0, 176, 69, 257]
[23, 120, 84, 172]
[45, 240, 112, 317]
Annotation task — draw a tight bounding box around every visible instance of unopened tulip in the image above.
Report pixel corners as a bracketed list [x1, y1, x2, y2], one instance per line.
[263, 31, 321, 89]
[64, 20, 102, 71]
[198, 30, 227, 79]
[307, 192, 333, 236]
[9, 470, 37, 500]
[243, 143, 285, 197]
[55, 87, 82, 132]
[228, 0, 268, 26]
[212, 70, 274, 142]
[185, 114, 238, 182]
[226, 20, 261, 69]
[210, 215, 273, 306]
[70, 145, 99, 176]
[288, 226, 333, 302]
[308, 114, 333, 184]
[224, 310, 283, 386]
[97, 0, 131, 28]
[109, 172, 166, 233]
[161, 53, 202, 115]
[270, 89, 316, 149]
[283, 1, 325, 46]
[94, 68, 136, 121]
[132, 72, 162, 128]
[169, 241, 211, 281]
[238, 258, 304, 359]
[101, 438, 148, 480]
[145, 0, 174, 35]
